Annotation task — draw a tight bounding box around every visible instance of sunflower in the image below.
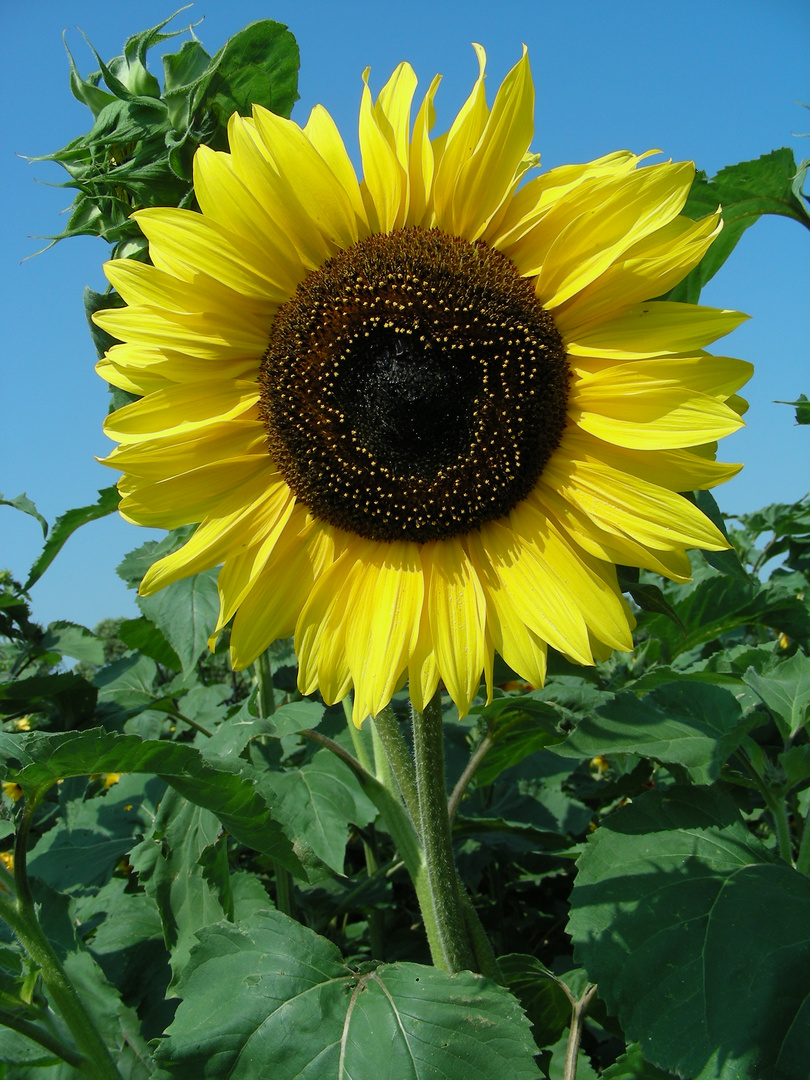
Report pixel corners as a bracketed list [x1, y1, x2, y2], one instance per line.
[95, 47, 751, 726]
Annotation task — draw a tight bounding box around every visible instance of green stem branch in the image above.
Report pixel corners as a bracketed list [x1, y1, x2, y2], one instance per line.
[0, 801, 122, 1080]
[447, 728, 496, 823]
[562, 984, 598, 1080]
[797, 809, 810, 876]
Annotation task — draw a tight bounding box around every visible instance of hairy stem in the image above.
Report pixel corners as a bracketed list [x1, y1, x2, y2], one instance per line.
[562, 984, 598, 1080]
[373, 706, 420, 828]
[302, 728, 444, 964]
[411, 693, 476, 972]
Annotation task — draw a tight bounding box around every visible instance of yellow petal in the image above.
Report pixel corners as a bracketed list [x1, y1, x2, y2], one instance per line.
[345, 541, 424, 724]
[555, 212, 722, 336]
[228, 519, 335, 668]
[103, 382, 259, 443]
[433, 44, 489, 233]
[132, 207, 293, 301]
[532, 484, 694, 582]
[486, 150, 645, 250]
[140, 480, 293, 594]
[118, 459, 270, 529]
[562, 429, 743, 492]
[423, 537, 485, 718]
[534, 161, 695, 309]
[303, 104, 369, 231]
[444, 46, 535, 240]
[544, 456, 729, 552]
[567, 302, 749, 358]
[359, 67, 410, 233]
[250, 104, 362, 254]
[407, 598, 440, 715]
[406, 74, 442, 228]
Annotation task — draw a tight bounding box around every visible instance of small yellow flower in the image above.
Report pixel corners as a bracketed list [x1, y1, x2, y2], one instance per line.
[13, 717, 31, 732]
[0, 851, 14, 872]
[103, 773, 122, 789]
[2, 782, 23, 803]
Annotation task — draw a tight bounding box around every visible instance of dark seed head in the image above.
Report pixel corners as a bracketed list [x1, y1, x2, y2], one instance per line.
[260, 227, 569, 542]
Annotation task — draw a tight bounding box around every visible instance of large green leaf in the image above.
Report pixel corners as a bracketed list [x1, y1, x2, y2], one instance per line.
[265, 748, 377, 873]
[556, 681, 755, 783]
[0, 672, 97, 726]
[498, 953, 572, 1048]
[667, 148, 810, 302]
[41, 622, 104, 666]
[117, 616, 182, 670]
[568, 787, 810, 1080]
[137, 570, 219, 672]
[743, 651, 810, 740]
[24, 487, 120, 591]
[0, 729, 303, 876]
[27, 773, 160, 893]
[154, 908, 540, 1079]
[130, 788, 233, 987]
[600, 1045, 677, 1079]
[638, 568, 810, 661]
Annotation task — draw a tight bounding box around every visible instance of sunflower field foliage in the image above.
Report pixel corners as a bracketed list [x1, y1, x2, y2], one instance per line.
[1, 14, 810, 1080]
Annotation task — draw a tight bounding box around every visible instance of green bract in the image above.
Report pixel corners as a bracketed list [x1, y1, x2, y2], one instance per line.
[32, 11, 299, 257]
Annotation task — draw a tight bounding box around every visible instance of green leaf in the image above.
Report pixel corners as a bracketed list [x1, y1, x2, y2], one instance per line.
[469, 693, 565, 786]
[29, 882, 155, 1076]
[601, 1044, 678, 1080]
[0, 492, 48, 538]
[775, 393, 810, 426]
[265, 749, 377, 873]
[639, 570, 810, 661]
[687, 490, 750, 582]
[94, 654, 164, 712]
[155, 908, 541, 1078]
[41, 622, 104, 666]
[666, 149, 810, 302]
[743, 651, 810, 739]
[0, 729, 303, 876]
[568, 786, 810, 1080]
[84, 285, 126, 366]
[117, 616, 182, 670]
[137, 570, 219, 672]
[116, 526, 196, 589]
[498, 953, 572, 1047]
[617, 569, 685, 632]
[28, 774, 159, 893]
[25, 488, 120, 590]
[0, 672, 97, 726]
[556, 681, 755, 783]
[196, 20, 300, 149]
[130, 788, 233, 987]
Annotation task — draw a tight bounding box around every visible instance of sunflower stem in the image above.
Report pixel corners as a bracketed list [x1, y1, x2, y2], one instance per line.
[0, 800, 122, 1080]
[254, 650, 276, 717]
[411, 693, 476, 973]
[373, 706, 421, 829]
[343, 698, 373, 773]
[302, 728, 445, 964]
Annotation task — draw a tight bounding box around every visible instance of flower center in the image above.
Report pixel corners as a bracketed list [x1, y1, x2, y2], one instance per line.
[260, 228, 569, 543]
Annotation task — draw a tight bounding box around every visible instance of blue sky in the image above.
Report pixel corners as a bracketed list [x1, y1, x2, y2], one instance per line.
[3, 0, 809, 631]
